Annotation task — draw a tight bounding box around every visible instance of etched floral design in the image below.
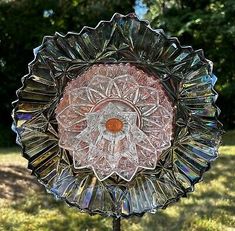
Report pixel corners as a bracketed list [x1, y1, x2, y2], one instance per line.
[56, 64, 174, 181]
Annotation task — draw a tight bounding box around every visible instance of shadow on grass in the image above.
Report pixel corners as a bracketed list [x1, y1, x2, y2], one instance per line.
[0, 165, 43, 200]
[221, 130, 235, 146]
[0, 147, 20, 155]
[0, 164, 111, 230]
[10, 191, 111, 231]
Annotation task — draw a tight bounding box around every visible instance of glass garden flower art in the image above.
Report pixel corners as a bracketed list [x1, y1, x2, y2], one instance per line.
[12, 13, 222, 220]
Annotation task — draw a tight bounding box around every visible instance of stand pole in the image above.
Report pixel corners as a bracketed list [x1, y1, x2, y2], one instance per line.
[112, 217, 121, 231]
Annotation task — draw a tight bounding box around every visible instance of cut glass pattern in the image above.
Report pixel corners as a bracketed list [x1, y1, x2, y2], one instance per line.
[56, 64, 173, 181]
[12, 13, 222, 218]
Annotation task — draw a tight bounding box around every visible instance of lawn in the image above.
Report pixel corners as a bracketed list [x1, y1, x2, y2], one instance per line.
[0, 131, 234, 231]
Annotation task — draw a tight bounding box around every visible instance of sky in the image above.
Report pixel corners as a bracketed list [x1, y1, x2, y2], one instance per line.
[134, 0, 148, 19]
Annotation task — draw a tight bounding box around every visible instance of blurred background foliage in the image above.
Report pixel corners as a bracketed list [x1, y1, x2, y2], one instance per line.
[0, 0, 234, 146]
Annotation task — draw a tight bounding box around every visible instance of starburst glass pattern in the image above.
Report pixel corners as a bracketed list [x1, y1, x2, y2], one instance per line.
[12, 13, 222, 217]
[56, 64, 174, 181]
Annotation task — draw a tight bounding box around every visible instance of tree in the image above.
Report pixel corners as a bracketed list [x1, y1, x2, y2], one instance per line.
[0, 0, 135, 146]
[144, 0, 235, 129]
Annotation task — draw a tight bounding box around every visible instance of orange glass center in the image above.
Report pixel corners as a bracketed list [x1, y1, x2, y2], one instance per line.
[105, 118, 123, 133]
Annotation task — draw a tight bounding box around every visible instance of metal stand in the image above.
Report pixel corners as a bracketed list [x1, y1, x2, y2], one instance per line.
[112, 217, 121, 231]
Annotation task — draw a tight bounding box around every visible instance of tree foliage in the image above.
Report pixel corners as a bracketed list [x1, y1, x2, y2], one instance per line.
[0, 0, 234, 146]
[144, 0, 235, 129]
[0, 0, 134, 146]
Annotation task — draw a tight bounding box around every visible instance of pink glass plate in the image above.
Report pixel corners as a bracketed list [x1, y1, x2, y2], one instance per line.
[56, 64, 174, 181]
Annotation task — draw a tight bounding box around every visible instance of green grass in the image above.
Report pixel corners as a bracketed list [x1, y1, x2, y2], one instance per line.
[0, 131, 234, 231]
